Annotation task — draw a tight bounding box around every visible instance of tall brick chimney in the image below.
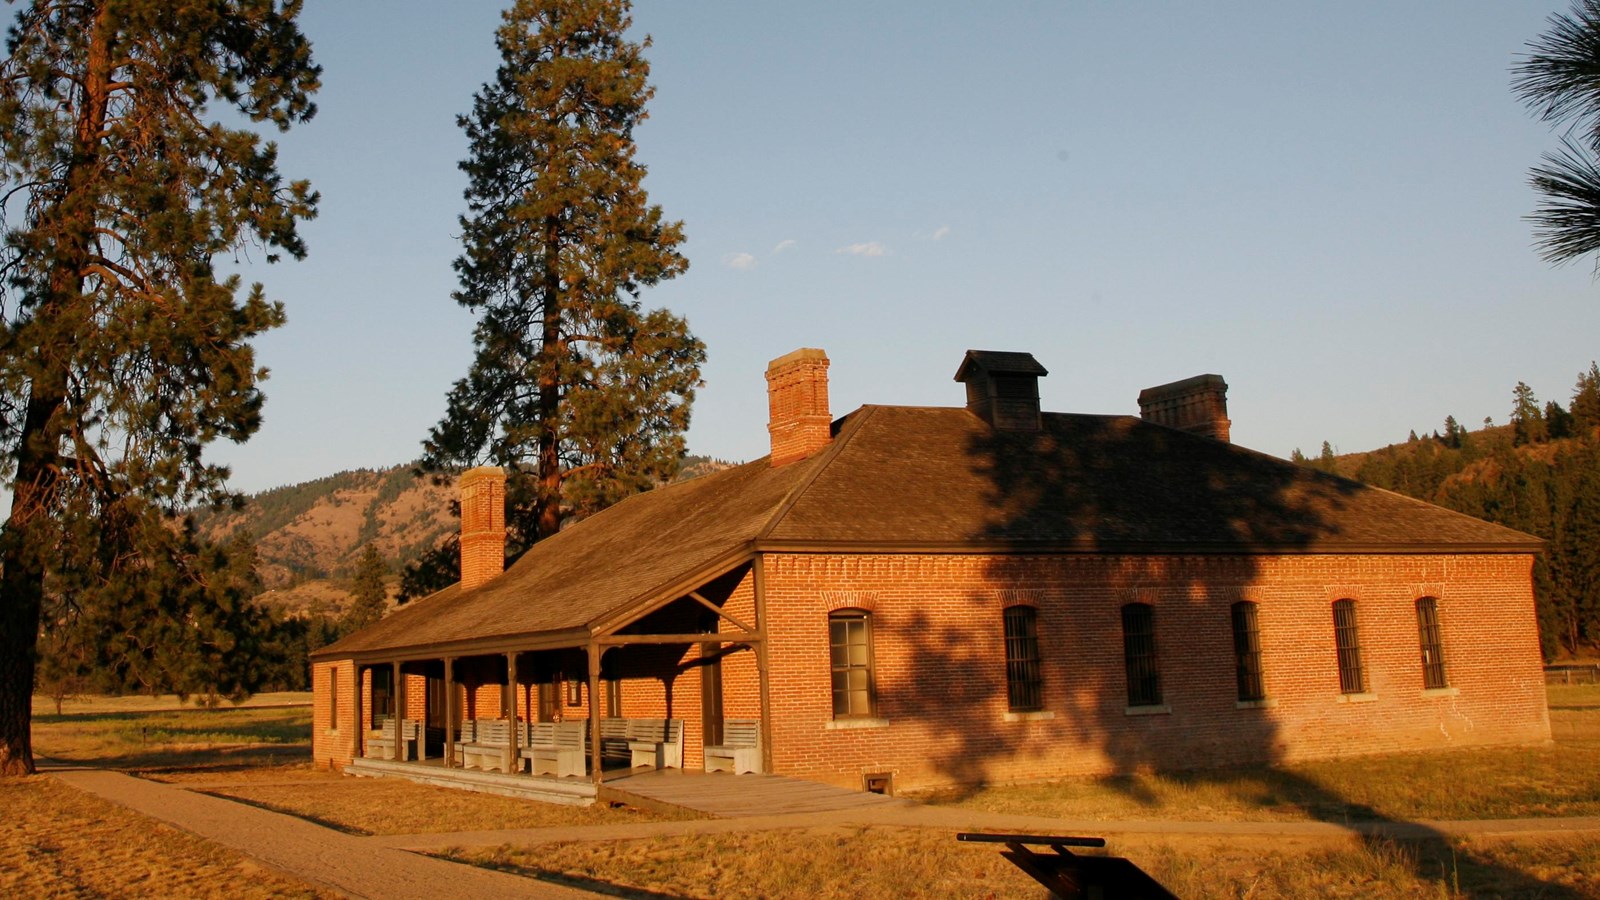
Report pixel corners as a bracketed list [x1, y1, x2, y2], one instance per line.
[955, 350, 1049, 432]
[766, 348, 832, 466]
[1138, 374, 1231, 442]
[458, 466, 506, 591]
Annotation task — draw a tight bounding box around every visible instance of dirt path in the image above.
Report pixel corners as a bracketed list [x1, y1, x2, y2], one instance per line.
[45, 761, 1600, 898]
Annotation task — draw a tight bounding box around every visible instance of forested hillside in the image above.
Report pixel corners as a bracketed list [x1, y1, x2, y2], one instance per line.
[1295, 364, 1600, 660]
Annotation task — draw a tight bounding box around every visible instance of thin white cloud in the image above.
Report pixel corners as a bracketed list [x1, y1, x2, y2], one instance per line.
[722, 252, 757, 270]
[835, 241, 888, 257]
[772, 239, 798, 254]
[931, 225, 951, 241]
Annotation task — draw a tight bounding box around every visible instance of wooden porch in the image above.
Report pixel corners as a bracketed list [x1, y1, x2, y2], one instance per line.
[345, 756, 904, 818]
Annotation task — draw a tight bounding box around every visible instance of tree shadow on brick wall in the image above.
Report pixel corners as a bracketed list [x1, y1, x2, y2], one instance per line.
[885, 413, 1579, 896]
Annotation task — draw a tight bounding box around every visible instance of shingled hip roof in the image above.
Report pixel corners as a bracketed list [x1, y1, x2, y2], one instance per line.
[316, 405, 1539, 660]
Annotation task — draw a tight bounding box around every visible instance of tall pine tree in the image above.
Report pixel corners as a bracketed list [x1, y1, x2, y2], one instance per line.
[423, 0, 704, 556]
[0, 1, 318, 775]
[341, 544, 388, 636]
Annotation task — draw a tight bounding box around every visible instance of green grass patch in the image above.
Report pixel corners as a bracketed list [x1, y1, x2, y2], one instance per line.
[31, 693, 312, 771]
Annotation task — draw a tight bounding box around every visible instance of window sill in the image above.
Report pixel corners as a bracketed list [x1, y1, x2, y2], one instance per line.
[1004, 710, 1055, 723]
[1421, 687, 1459, 698]
[1124, 704, 1171, 716]
[826, 717, 890, 730]
[1235, 698, 1278, 710]
[1337, 692, 1378, 704]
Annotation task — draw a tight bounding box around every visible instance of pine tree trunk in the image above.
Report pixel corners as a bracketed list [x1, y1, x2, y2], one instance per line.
[536, 223, 563, 541]
[0, 389, 64, 776]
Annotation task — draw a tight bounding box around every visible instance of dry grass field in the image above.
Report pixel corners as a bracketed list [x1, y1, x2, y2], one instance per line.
[12, 685, 1600, 898]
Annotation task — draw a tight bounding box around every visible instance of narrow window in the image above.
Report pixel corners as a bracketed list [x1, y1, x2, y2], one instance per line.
[328, 666, 339, 731]
[1416, 597, 1447, 689]
[1333, 599, 1366, 694]
[1004, 606, 1043, 711]
[829, 610, 875, 718]
[1231, 601, 1265, 702]
[605, 679, 622, 718]
[1121, 603, 1162, 707]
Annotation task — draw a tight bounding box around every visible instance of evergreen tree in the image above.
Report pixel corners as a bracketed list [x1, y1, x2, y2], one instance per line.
[341, 544, 388, 636]
[1443, 415, 1464, 450]
[1317, 441, 1338, 473]
[1546, 399, 1576, 440]
[0, 1, 318, 775]
[1573, 361, 1600, 431]
[422, 0, 705, 560]
[1514, 1, 1600, 267]
[1289, 448, 1308, 465]
[1512, 382, 1549, 445]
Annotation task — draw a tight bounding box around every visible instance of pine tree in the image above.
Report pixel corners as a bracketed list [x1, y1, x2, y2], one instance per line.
[1514, 1, 1600, 267]
[0, 1, 318, 775]
[1573, 361, 1600, 432]
[1317, 441, 1338, 473]
[422, 0, 705, 558]
[1442, 415, 1464, 450]
[1512, 382, 1549, 445]
[342, 544, 388, 636]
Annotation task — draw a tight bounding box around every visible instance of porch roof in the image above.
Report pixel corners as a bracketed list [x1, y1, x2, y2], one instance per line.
[315, 404, 1539, 660]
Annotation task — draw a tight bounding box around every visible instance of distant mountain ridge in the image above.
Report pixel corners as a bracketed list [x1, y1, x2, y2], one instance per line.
[197, 456, 736, 615]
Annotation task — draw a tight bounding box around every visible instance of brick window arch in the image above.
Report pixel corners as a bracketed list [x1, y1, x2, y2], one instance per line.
[1332, 599, 1366, 694]
[1003, 605, 1042, 712]
[1415, 597, 1448, 689]
[1121, 603, 1162, 707]
[829, 609, 876, 718]
[1231, 601, 1266, 702]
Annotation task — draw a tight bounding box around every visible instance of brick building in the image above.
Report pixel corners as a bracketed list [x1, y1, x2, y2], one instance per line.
[310, 348, 1550, 793]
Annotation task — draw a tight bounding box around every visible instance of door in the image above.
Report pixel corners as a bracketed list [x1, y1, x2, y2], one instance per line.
[701, 643, 724, 747]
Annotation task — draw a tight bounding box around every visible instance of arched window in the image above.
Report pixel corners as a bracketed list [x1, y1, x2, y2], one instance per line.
[1415, 597, 1448, 689]
[829, 609, 875, 718]
[1332, 599, 1366, 694]
[1231, 601, 1265, 702]
[1003, 606, 1042, 711]
[1121, 603, 1162, 707]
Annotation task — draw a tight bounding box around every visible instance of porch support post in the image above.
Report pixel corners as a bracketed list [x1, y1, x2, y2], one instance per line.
[356, 665, 367, 760]
[588, 639, 603, 786]
[392, 661, 406, 761]
[443, 656, 455, 768]
[753, 555, 774, 774]
[506, 651, 520, 774]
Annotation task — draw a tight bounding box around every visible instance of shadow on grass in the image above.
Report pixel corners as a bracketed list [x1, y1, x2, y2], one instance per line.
[43, 743, 310, 772]
[196, 790, 374, 836]
[456, 856, 696, 900]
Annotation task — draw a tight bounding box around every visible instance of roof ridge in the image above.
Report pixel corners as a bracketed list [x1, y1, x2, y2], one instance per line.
[755, 406, 878, 543]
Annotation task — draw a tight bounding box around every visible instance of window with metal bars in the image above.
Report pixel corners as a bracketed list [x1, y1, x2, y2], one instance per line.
[1333, 599, 1366, 694]
[1415, 597, 1448, 689]
[1231, 601, 1265, 702]
[829, 610, 875, 718]
[1003, 606, 1043, 711]
[1121, 603, 1162, 707]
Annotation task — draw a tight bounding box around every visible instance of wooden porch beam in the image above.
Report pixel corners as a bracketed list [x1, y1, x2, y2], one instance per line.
[587, 641, 603, 786]
[597, 631, 763, 647]
[753, 555, 774, 775]
[442, 656, 454, 769]
[687, 590, 756, 635]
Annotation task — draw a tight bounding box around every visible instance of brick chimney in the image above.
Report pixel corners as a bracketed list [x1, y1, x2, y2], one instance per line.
[1138, 374, 1231, 442]
[954, 350, 1049, 432]
[458, 466, 506, 591]
[766, 348, 832, 466]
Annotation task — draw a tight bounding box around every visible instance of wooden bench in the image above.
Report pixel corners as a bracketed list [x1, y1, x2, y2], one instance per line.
[703, 718, 761, 774]
[626, 718, 683, 770]
[456, 719, 524, 772]
[600, 717, 631, 765]
[522, 721, 588, 778]
[365, 717, 420, 761]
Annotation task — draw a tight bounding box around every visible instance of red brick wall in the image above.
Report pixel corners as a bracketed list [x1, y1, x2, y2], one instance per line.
[311, 659, 358, 770]
[760, 552, 1550, 791]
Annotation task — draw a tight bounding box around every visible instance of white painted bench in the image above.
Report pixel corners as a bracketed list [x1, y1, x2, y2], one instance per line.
[600, 717, 631, 765]
[456, 719, 528, 772]
[703, 718, 761, 774]
[522, 721, 588, 778]
[627, 718, 683, 770]
[366, 717, 420, 761]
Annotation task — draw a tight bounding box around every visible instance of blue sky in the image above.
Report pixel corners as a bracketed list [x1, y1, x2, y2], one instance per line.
[47, 3, 1600, 491]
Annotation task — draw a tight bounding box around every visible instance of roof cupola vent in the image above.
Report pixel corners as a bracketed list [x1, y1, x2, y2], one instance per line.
[954, 350, 1048, 432]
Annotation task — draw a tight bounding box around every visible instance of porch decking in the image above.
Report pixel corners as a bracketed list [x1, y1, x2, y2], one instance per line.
[345, 757, 905, 818]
